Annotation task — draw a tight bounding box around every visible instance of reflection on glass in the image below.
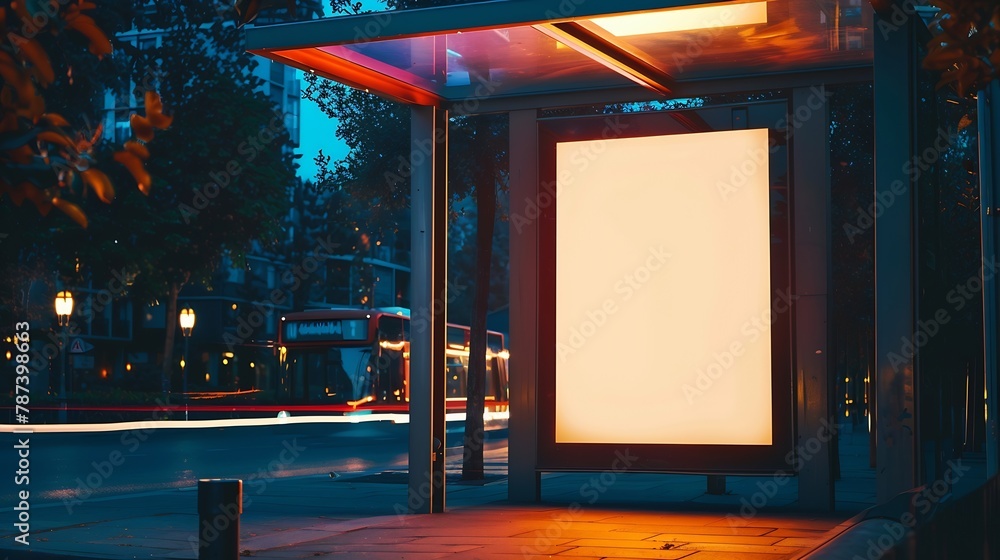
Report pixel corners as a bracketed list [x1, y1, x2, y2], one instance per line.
[275, 0, 871, 101]
[589, 1, 768, 37]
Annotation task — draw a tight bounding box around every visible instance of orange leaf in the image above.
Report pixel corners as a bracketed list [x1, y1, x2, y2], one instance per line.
[37, 130, 74, 148]
[124, 140, 150, 160]
[52, 197, 88, 228]
[144, 91, 173, 129]
[114, 150, 151, 194]
[81, 168, 115, 203]
[41, 113, 71, 127]
[66, 14, 112, 58]
[129, 113, 154, 142]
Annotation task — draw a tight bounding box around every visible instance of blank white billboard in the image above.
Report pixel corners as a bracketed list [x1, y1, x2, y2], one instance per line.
[555, 128, 773, 445]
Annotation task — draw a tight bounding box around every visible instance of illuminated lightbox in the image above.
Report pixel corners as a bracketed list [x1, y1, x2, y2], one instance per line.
[555, 128, 773, 446]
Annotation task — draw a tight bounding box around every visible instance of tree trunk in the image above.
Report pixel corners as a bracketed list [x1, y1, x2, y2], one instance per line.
[462, 136, 497, 481]
[161, 282, 180, 401]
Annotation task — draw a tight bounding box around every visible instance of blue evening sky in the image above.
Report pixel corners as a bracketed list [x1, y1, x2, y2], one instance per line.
[293, 1, 385, 182]
[296, 78, 346, 182]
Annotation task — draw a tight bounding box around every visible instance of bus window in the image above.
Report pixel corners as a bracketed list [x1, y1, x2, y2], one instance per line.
[488, 332, 503, 354]
[325, 348, 354, 401]
[378, 315, 405, 342]
[376, 348, 404, 402]
[447, 326, 467, 349]
[485, 357, 496, 399]
[447, 356, 467, 398]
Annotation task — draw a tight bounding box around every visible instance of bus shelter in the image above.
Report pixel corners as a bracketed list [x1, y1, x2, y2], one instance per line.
[245, 0, 1000, 514]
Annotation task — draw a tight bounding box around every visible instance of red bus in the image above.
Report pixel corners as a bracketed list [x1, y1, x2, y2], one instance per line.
[278, 308, 509, 411]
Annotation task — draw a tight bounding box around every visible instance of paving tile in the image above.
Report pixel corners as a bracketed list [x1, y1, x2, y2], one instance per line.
[320, 552, 452, 559]
[615, 516, 740, 534]
[760, 528, 829, 538]
[308, 534, 418, 545]
[304, 543, 482, 554]
[347, 526, 532, 538]
[513, 530, 662, 541]
[773, 537, 823, 547]
[565, 538, 689, 549]
[515, 521, 694, 534]
[594, 514, 726, 527]
[555, 547, 694, 559]
[679, 551, 788, 559]
[708, 517, 839, 531]
[611, 524, 771, 536]
[673, 542, 809, 554]
[446, 544, 577, 557]
[648, 533, 783, 545]
[413, 535, 574, 549]
[447, 552, 596, 560]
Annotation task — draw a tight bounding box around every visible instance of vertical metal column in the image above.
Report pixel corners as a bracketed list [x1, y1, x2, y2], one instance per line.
[873, 9, 918, 502]
[409, 104, 448, 513]
[792, 87, 834, 510]
[979, 81, 1000, 478]
[508, 109, 541, 502]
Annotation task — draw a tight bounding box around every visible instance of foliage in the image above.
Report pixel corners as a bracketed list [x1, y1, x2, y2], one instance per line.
[118, 1, 301, 392]
[925, 0, 1000, 97]
[0, 0, 170, 228]
[235, 0, 322, 26]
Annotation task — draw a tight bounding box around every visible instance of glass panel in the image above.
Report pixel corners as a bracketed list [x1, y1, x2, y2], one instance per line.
[587, 0, 873, 80]
[914, 61, 984, 476]
[319, 25, 635, 98]
[263, 1, 873, 103]
[285, 347, 373, 402]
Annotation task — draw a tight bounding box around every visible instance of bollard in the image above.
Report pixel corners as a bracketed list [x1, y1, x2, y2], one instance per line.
[197, 479, 242, 560]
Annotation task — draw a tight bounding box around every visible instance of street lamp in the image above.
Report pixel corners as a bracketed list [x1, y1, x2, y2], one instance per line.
[54, 290, 73, 423]
[179, 307, 196, 421]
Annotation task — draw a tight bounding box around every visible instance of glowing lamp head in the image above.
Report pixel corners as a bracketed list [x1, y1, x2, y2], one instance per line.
[179, 307, 196, 337]
[54, 291, 74, 326]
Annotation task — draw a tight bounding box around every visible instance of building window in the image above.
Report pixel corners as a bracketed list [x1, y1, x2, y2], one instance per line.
[270, 61, 284, 85]
[270, 85, 284, 110]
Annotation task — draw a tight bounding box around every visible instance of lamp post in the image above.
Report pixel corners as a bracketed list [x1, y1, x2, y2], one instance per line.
[54, 290, 73, 423]
[179, 307, 196, 421]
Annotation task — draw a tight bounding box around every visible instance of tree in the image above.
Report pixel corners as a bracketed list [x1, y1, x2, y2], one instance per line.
[0, 0, 169, 227]
[923, 0, 999, 98]
[107, 1, 300, 397]
[0, 0, 170, 357]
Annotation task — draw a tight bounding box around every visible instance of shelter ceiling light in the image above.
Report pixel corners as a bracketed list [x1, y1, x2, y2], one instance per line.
[589, 1, 767, 37]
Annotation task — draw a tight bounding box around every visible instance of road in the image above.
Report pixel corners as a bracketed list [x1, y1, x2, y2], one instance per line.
[0, 416, 508, 507]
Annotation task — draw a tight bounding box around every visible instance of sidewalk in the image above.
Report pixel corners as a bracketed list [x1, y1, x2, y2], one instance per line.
[0, 429, 874, 559]
[0, 471, 855, 560]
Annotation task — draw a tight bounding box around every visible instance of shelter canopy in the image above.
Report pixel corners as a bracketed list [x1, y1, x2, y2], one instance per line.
[246, 0, 873, 107]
